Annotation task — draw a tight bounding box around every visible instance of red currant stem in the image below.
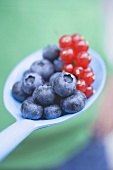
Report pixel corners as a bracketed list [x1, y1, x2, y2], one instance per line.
[77, 76, 81, 79]
[72, 60, 76, 66]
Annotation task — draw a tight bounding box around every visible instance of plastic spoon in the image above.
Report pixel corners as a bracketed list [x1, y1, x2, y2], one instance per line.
[0, 49, 106, 161]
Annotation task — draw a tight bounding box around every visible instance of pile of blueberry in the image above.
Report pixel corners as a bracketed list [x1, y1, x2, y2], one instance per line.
[12, 34, 95, 120]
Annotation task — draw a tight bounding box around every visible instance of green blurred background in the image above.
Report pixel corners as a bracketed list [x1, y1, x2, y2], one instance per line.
[0, 0, 108, 169]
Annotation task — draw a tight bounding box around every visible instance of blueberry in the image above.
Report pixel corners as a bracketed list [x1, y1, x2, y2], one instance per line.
[30, 59, 54, 80]
[44, 104, 62, 119]
[49, 72, 61, 86]
[43, 45, 60, 62]
[60, 90, 87, 113]
[22, 72, 44, 95]
[52, 72, 76, 97]
[54, 58, 64, 72]
[33, 85, 56, 106]
[12, 81, 28, 102]
[26, 96, 34, 102]
[22, 69, 32, 79]
[21, 100, 43, 120]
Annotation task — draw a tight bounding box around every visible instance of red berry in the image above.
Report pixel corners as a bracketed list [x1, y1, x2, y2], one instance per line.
[84, 86, 95, 98]
[83, 71, 95, 85]
[60, 48, 75, 64]
[73, 39, 89, 53]
[72, 34, 84, 43]
[62, 64, 74, 73]
[76, 52, 91, 68]
[59, 35, 72, 48]
[73, 66, 83, 77]
[82, 67, 93, 78]
[76, 79, 87, 92]
[83, 67, 93, 74]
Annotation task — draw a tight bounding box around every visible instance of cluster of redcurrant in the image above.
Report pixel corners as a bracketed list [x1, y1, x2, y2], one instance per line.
[59, 34, 95, 98]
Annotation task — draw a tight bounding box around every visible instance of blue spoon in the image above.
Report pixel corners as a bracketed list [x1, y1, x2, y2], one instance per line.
[0, 49, 106, 161]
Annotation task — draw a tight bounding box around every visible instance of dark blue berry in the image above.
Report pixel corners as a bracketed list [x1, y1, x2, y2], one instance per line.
[30, 59, 54, 80]
[26, 96, 34, 102]
[33, 85, 56, 106]
[22, 72, 44, 95]
[44, 104, 62, 119]
[21, 100, 43, 120]
[12, 81, 28, 102]
[43, 45, 60, 62]
[54, 58, 64, 72]
[22, 69, 32, 79]
[49, 72, 61, 86]
[60, 90, 86, 113]
[52, 72, 76, 97]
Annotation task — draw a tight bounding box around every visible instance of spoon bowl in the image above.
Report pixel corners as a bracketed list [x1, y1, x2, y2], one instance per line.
[0, 48, 106, 161]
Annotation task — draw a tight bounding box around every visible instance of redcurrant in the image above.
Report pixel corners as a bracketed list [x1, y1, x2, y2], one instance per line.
[83, 71, 95, 85]
[72, 34, 83, 43]
[76, 52, 91, 68]
[73, 66, 84, 77]
[76, 79, 87, 92]
[82, 67, 93, 78]
[60, 48, 75, 64]
[73, 39, 89, 53]
[62, 64, 74, 74]
[59, 35, 72, 48]
[83, 67, 92, 74]
[84, 86, 95, 98]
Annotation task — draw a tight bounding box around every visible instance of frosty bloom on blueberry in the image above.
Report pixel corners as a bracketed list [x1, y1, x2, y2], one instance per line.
[60, 90, 86, 113]
[22, 72, 44, 95]
[21, 100, 43, 120]
[49, 72, 61, 87]
[53, 57, 64, 72]
[43, 45, 60, 62]
[30, 59, 54, 81]
[44, 104, 62, 119]
[33, 85, 56, 106]
[52, 72, 76, 97]
[11, 33, 96, 120]
[12, 81, 28, 102]
[22, 69, 33, 79]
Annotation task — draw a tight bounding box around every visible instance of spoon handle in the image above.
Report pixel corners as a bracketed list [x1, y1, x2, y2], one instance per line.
[0, 119, 35, 161]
